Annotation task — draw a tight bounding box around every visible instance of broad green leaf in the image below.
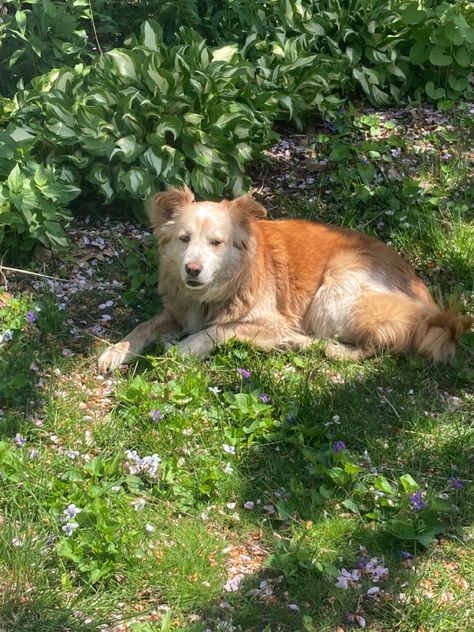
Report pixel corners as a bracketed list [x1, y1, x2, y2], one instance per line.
[213, 44, 238, 62]
[399, 473, 418, 493]
[141, 148, 163, 175]
[44, 121, 76, 140]
[409, 41, 429, 64]
[191, 167, 225, 198]
[429, 47, 453, 66]
[454, 46, 471, 67]
[401, 3, 425, 25]
[86, 165, 114, 202]
[304, 21, 325, 36]
[120, 167, 152, 197]
[7, 165, 23, 193]
[373, 475, 394, 495]
[15, 10, 27, 35]
[448, 75, 468, 91]
[342, 498, 359, 514]
[107, 50, 138, 81]
[110, 136, 143, 162]
[193, 143, 224, 167]
[425, 81, 445, 99]
[140, 20, 162, 51]
[9, 127, 35, 143]
[44, 221, 69, 249]
[353, 68, 370, 95]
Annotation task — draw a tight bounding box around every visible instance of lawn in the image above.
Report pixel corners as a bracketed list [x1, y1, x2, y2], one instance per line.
[0, 104, 473, 631]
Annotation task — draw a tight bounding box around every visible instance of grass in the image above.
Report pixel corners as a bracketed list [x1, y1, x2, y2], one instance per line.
[0, 104, 473, 631]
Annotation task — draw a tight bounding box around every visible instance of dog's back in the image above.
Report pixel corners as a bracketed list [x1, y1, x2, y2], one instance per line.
[252, 219, 471, 362]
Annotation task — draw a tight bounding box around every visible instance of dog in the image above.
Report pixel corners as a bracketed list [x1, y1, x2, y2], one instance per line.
[98, 187, 472, 373]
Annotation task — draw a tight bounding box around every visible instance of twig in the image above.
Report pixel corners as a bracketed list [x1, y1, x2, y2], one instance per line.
[0, 265, 72, 284]
[88, 0, 103, 56]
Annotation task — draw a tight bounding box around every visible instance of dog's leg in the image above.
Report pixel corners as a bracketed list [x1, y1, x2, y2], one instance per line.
[323, 341, 374, 361]
[173, 322, 314, 357]
[98, 312, 180, 373]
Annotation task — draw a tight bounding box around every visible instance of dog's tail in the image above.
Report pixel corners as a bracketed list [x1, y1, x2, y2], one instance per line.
[353, 293, 472, 363]
[412, 306, 473, 363]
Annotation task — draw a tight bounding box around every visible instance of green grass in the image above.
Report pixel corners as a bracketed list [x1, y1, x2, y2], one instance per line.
[0, 105, 473, 631]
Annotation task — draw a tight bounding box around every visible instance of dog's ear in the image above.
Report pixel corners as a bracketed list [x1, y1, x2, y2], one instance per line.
[149, 186, 195, 229]
[229, 194, 267, 223]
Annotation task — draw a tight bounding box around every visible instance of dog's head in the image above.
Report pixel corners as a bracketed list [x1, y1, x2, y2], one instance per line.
[149, 187, 266, 293]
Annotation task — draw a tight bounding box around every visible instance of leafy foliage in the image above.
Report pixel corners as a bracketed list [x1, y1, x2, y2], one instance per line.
[0, 1, 473, 255]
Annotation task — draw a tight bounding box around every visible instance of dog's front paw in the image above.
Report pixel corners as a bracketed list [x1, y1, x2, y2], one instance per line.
[173, 333, 214, 357]
[97, 342, 130, 373]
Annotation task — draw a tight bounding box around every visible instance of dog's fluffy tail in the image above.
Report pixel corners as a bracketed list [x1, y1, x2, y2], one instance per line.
[412, 307, 473, 363]
[353, 293, 472, 363]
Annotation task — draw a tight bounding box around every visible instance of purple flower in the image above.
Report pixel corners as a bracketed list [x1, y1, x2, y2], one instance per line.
[62, 522, 78, 537]
[14, 433, 26, 447]
[26, 311, 38, 324]
[150, 409, 163, 422]
[409, 490, 426, 512]
[323, 120, 337, 133]
[362, 158, 369, 165]
[63, 504, 81, 520]
[237, 368, 251, 379]
[442, 153, 451, 160]
[333, 440, 346, 453]
[258, 393, 271, 404]
[1, 329, 13, 342]
[400, 550, 414, 560]
[448, 477, 463, 490]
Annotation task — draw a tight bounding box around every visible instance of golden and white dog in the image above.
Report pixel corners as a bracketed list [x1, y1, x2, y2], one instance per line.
[98, 187, 472, 372]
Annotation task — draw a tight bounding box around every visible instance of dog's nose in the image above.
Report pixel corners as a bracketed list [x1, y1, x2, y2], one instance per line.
[185, 263, 202, 278]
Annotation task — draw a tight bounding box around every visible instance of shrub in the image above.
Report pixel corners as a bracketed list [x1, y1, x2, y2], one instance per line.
[0, 1, 472, 255]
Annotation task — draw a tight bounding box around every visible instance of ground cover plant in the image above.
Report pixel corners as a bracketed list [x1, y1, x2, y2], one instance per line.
[0, 104, 473, 631]
[1, 1, 473, 255]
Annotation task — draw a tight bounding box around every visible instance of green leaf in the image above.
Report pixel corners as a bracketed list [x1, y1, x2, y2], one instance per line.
[110, 136, 143, 163]
[400, 473, 419, 493]
[7, 165, 23, 193]
[120, 168, 152, 197]
[140, 20, 162, 51]
[213, 44, 239, 62]
[429, 47, 453, 66]
[454, 47, 471, 67]
[409, 41, 429, 65]
[373, 475, 394, 495]
[86, 165, 114, 202]
[106, 50, 138, 81]
[44, 221, 69, 249]
[401, 3, 426, 25]
[425, 81, 445, 100]
[353, 68, 370, 95]
[191, 168, 224, 198]
[15, 10, 27, 35]
[342, 498, 359, 514]
[448, 75, 468, 91]
[193, 143, 224, 168]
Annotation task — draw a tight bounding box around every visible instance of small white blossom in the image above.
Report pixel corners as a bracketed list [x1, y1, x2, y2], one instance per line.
[132, 497, 146, 511]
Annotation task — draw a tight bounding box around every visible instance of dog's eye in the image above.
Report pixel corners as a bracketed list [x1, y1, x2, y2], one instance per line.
[179, 235, 190, 243]
[210, 239, 223, 246]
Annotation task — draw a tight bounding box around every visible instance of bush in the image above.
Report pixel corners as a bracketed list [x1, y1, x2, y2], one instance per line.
[0, 1, 473, 256]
